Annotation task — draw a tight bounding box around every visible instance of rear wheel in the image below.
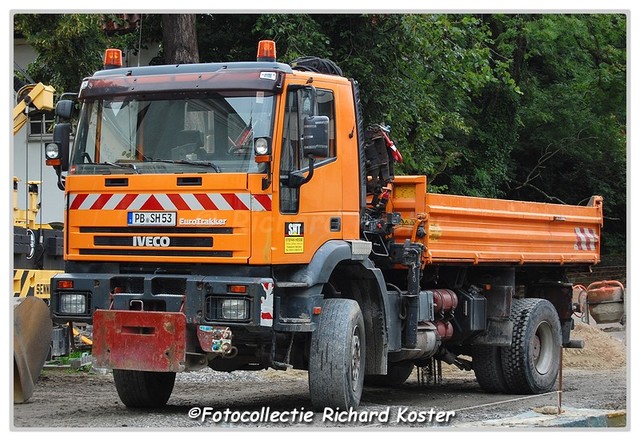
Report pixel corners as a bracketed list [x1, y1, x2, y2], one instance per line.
[501, 298, 561, 394]
[473, 345, 510, 393]
[309, 298, 366, 410]
[112, 369, 176, 408]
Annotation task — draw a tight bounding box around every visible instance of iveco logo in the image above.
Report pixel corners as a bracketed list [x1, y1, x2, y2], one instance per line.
[133, 236, 171, 247]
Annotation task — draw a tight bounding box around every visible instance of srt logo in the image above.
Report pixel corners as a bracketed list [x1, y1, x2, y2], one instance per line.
[133, 236, 171, 247]
[285, 222, 304, 236]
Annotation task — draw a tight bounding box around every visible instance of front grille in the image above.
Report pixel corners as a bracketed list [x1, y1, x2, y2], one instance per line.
[94, 236, 213, 247]
[80, 249, 232, 257]
[151, 278, 186, 295]
[111, 276, 144, 293]
[78, 225, 233, 258]
[109, 276, 187, 295]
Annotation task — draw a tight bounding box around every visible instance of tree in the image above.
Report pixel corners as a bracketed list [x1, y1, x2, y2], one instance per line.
[160, 14, 199, 64]
[14, 13, 201, 92]
[14, 14, 107, 94]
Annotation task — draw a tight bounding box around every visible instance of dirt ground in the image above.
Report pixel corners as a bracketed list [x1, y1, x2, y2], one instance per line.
[12, 321, 627, 431]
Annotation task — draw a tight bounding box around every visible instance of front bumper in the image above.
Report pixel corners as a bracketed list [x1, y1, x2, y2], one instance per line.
[50, 272, 275, 328]
[51, 272, 276, 372]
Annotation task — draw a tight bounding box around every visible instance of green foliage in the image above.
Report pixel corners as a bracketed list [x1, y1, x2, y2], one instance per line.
[254, 14, 329, 61]
[250, 14, 520, 197]
[14, 14, 107, 94]
[14, 13, 626, 254]
[498, 14, 626, 253]
[14, 13, 159, 91]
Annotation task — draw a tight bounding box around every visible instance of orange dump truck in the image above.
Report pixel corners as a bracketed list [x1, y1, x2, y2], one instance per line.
[45, 41, 603, 410]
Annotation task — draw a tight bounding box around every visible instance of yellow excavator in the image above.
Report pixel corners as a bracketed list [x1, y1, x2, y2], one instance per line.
[13, 79, 56, 404]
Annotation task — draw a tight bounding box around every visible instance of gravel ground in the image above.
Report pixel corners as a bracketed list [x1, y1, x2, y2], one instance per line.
[12, 322, 627, 431]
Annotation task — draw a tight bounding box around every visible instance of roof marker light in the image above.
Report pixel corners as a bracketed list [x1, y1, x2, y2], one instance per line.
[257, 40, 276, 62]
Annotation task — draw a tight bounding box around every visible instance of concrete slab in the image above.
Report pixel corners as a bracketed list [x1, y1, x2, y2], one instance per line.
[455, 406, 626, 428]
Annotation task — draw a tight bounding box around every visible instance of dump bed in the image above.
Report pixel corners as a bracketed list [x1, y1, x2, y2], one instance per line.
[390, 176, 602, 265]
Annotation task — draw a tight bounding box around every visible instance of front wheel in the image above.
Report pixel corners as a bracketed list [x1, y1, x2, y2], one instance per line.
[501, 298, 562, 394]
[309, 298, 366, 410]
[112, 369, 176, 408]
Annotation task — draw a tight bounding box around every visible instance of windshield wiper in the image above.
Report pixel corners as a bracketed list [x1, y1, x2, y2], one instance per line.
[95, 161, 141, 174]
[144, 158, 221, 173]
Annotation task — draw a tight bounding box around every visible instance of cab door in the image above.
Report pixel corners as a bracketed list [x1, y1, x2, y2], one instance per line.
[272, 83, 343, 263]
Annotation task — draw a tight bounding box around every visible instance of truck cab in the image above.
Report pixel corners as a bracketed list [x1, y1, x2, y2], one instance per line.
[49, 42, 379, 407]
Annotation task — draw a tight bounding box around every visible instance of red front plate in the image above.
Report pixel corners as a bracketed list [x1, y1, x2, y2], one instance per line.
[93, 310, 186, 372]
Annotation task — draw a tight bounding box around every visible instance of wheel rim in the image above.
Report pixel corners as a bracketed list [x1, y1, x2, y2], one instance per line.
[532, 320, 555, 375]
[351, 325, 362, 392]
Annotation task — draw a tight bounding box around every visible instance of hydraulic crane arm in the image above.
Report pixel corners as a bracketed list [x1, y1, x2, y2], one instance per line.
[13, 82, 55, 135]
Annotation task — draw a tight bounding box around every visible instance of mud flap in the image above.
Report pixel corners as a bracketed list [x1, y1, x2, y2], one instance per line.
[14, 297, 53, 404]
[93, 310, 186, 372]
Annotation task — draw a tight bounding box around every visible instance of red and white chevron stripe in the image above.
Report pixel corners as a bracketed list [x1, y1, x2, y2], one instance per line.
[68, 193, 272, 212]
[574, 227, 598, 251]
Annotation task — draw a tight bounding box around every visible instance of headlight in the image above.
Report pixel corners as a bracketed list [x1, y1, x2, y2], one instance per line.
[221, 299, 249, 320]
[45, 142, 61, 160]
[254, 137, 270, 155]
[59, 293, 88, 314]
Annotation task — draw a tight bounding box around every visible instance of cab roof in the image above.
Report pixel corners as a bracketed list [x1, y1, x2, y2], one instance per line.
[92, 61, 293, 78]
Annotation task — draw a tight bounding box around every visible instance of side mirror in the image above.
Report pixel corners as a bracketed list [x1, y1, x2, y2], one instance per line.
[285, 115, 330, 188]
[303, 115, 330, 158]
[55, 99, 74, 120]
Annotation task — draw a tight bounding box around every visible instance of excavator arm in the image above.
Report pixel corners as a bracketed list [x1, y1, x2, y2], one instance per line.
[13, 82, 55, 135]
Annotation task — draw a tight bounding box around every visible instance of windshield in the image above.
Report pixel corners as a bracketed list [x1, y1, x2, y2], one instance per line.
[70, 91, 275, 174]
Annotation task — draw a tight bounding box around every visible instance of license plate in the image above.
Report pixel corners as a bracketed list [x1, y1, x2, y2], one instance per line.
[127, 211, 176, 226]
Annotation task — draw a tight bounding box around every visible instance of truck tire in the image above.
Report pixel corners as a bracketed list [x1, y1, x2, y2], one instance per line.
[309, 298, 366, 410]
[501, 298, 561, 394]
[112, 369, 176, 408]
[365, 361, 414, 387]
[472, 346, 510, 393]
[471, 346, 509, 394]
